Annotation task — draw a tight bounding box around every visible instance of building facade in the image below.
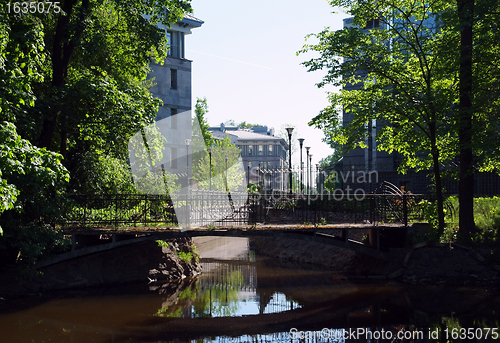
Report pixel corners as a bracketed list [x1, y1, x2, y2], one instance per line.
[208, 124, 290, 191]
[148, 14, 203, 187]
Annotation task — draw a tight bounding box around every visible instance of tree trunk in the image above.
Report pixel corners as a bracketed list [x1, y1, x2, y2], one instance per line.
[39, 0, 89, 151]
[457, 0, 475, 242]
[430, 123, 446, 236]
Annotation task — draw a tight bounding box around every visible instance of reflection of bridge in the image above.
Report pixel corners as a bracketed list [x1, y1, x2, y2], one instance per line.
[200, 260, 257, 294]
[116, 287, 409, 342]
[146, 257, 409, 341]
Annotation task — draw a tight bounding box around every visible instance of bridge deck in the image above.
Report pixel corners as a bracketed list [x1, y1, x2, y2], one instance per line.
[34, 224, 409, 268]
[61, 222, 403, 235]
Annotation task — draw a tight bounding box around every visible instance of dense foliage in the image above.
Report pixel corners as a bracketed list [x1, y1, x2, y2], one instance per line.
[299, 0, 500, 241]
[0, 0, 192, 268]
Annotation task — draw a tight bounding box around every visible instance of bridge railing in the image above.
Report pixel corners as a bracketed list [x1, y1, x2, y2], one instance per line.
[248, 192, 428, 225]
[61, 192, 429, 228]
[63, 193, 177, 227]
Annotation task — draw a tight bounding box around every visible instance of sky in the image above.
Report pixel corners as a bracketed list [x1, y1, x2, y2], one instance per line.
[187, 0, 348, 167]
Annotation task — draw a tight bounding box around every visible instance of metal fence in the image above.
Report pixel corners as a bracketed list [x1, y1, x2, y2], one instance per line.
[62, 191, 428, 228]
[249, 192, 427, 226]
[63, 193, 177, 227]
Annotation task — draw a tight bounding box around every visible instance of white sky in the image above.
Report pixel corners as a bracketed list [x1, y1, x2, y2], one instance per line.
[188, 0, 348, 167]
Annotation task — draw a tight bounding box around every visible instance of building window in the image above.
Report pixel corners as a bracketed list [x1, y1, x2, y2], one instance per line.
[365, 19, 380, 29]
[170, 69, 177, 90]
[167, 31, 184, 58]
[170, 147, 177, 169]
[248, 145, 253, 156]
[170, 108, 177, 129]
[258, 145, 263, 156]
[268, 144, 273, 156]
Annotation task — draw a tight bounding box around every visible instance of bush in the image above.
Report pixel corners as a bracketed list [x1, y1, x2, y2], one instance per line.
[433, 196, 500, 244]
[418, 198, 457, 243]
[0, 223, 71, 271]
[176, 251, 193, 263]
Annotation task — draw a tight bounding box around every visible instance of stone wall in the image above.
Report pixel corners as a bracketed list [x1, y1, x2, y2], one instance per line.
[26, 238, 201, 292]
[252, 236, 500, 286]
[251, 236, 357, 270]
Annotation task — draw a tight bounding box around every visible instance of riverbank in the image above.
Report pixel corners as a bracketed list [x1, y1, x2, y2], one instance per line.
[252, 234, 500, 286]
[0, 238, 201, 296]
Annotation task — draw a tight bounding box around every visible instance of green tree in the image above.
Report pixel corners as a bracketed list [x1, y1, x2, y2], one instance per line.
[12, 0, 192, 195]
[237, 121, 262, 129]
[300, 0, 500, 240]
[0, 0, 192, 266]
[194, 97, 214, 148]
[0, 6, 69, 235]
[299, 0, 461, 235]
[452, 0, 500, 240]
[193, 135, 244, 192]
[36, 0, 192, 152]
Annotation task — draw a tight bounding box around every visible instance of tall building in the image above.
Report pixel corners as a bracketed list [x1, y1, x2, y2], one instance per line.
[339, 17, 499, 195]
[340, 17, 439, 194]
[148, 14, 203, 187]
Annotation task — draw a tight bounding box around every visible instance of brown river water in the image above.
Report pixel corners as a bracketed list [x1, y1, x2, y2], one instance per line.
[0, 237, 499, 342]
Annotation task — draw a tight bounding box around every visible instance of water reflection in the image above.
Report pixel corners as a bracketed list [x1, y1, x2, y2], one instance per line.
[151, 246, 302, 319]
[0, 237, 499, 343]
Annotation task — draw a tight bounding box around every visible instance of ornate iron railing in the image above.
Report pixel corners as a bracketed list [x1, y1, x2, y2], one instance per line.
[62, 191, 428, 228]
[249, 192, 427, 225]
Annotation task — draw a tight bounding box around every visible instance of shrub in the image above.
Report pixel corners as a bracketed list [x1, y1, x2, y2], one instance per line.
[177, 251, 193, 263]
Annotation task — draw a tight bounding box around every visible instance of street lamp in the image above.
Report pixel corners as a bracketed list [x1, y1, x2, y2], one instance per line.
[247, 161, 251, 186]
[185, 138, 191, 229]
[224, 154, 228, 193]
[298, 138, 304, 193]
[208, 147, 213, 190]
[286, 127, 294, 194]
[185, 139, 191, 187]
[305, 147, 310, 194]
[316, 163, 320, 194]
[309, 154, 313, 195]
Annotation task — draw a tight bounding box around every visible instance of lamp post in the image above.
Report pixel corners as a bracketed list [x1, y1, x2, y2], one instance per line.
[316, 163, 320, 194]
[309, 153, 313, 195]
[305, 147, 310, 194]
[224, 154, 228, 193]
[185, 139, 191, 187]
[247, 161, 251, 186]
[298, 138, 304, 193]
[286, 127, 294, 194]
[185, 138, 191, 229]
[208, 147, 213, 190]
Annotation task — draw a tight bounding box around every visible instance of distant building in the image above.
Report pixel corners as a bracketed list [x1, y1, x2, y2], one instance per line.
[208, 124, 290, 191]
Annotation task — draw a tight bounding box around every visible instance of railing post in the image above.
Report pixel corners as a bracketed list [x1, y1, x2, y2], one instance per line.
[370, 194, 375, 224]
[403, 193, 408, 226]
